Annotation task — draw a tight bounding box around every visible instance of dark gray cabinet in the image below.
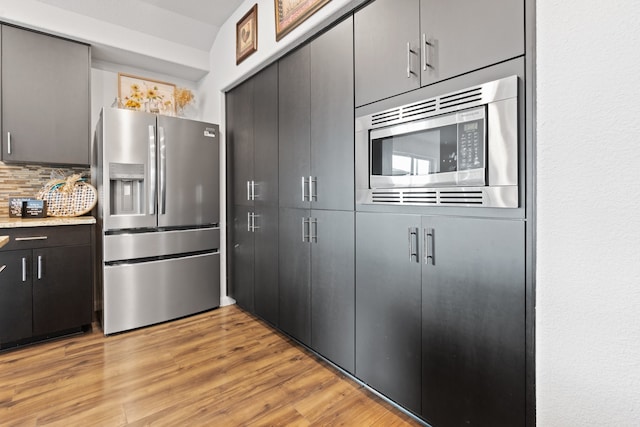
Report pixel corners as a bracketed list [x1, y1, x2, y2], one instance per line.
[279, 17, 354, 211]
[420, 0, 524, 86]
[279, 208, 355, 372]
[354, 0, 524, 106]
[0, 225, 93, 349]
[1, 25, 90, 165]
[421, 216, 525, 427]
[227, 63, 279, 325]
[355, 213, 526, 422]
[355, 212, 422, 413]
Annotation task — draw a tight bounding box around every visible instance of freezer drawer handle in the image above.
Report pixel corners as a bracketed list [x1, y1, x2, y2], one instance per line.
[7, 132, 12, 154]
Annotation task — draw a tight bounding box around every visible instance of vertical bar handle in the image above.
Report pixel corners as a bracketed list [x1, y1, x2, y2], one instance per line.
[7, 132, 11, 154]
[252, 212, 259, 231]
[301, 177, 309, 202]
[310, 218, 318, 243]
[406, 42, 412, 78]
[309, 177, 317, 202]
[159, 126, 167, 215]
[302, 217, 310, 242]
[422, 34, 433, 71]
[251, 180, 256, 201]
[37, 255, 43, 279]
[408, 227, 419, 262]
[425, 228, 435, 265]
[148, 125, 156, 215]
[21, 257, 27, 282]
[247, 211, 252, 232]
[247, 181, 252, 201]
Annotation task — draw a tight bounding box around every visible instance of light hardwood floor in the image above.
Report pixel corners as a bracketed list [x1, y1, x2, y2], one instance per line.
[0, 305, 421, 426]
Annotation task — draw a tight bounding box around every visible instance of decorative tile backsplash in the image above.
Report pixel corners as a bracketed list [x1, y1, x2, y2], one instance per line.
[0, 162, 89, 217]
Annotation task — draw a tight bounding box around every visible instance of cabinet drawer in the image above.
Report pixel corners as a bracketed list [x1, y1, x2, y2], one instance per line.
[0, 225, 91, 251]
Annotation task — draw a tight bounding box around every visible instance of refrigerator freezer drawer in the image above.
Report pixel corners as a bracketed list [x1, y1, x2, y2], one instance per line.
[104, 227, 219, 262]
[102, 252, 220, 334]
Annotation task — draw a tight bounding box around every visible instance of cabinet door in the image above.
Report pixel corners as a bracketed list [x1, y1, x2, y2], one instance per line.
[0, 250, 32, 345]
[253, 205, 279, 325]
[2, 25, 89, 165]
[311, 209, 355, 373]
[355, 212, 422, 413]
[226, 78, 254, 207]
[32, 245, 92, 336]
[421, 217, 525, 426]
[230, 205, 255, 313]
[279, 46, 311, 209]
[310, 17, 354, 211]
[354, 0, 420, 106]
[278, 207, 311, 345]
[420, 0, 524, 85]
[253, 62, 279, 207]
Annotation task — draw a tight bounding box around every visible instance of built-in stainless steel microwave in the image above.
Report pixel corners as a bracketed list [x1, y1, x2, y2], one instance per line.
[356, 76, 519, 208]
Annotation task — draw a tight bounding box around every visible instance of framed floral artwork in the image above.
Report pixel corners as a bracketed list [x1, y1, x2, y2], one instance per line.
[236, 4, 258, 65]
[274, 0, 331, 41]
[118, 73, 176, 115]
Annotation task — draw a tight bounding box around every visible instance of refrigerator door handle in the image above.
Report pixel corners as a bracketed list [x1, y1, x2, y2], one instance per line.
[148, 125, 156, 215]
[159, 126, 167, 215]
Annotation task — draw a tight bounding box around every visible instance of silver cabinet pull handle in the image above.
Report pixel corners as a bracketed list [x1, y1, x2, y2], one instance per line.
[422, 34, 433, 70]
[247, 181, 251, 201]
[252, 212, 259, 231]
[21, 257, 27, 282]
[406, 42, 412, 78]
[247, 211, 252, 232]
[251, 180, 256, 201]
[37, 255, 43, 279]
[148, 125, 156, 215]
[0, 265, 6, 274]
[15, 236, 48, 241]
[159, 126, 167, 215]
[309, 176, 317, 202]
[301, 176, 309, 202]
[302, 217, 310, 242]
[311, 218, 318, 243]
[408, 227, 419, 262]
[425, 228, 435, 265]
[7, 132, 11, 154]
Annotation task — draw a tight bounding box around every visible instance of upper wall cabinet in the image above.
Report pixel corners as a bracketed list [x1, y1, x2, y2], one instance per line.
[279, 17, 354, 211]
[354, 0, 524, 106]
[1, 25, 90, 165]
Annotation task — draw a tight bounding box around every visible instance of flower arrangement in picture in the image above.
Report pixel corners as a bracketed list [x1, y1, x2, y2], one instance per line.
[118, 73, 177, 115]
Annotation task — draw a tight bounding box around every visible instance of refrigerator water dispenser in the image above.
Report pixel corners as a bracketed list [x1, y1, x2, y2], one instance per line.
[109, 163, 145, 215]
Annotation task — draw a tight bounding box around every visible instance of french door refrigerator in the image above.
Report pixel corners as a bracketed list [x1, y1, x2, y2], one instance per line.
[94, 107, 220, 335]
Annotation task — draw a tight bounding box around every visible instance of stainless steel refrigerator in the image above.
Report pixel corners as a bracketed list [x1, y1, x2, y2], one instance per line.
[94, 107, 220, 335]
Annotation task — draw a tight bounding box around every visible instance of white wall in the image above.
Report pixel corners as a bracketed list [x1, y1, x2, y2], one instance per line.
[536, 1, 640, 425]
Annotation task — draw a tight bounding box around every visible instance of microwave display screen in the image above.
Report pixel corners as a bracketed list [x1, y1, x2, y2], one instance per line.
[370, 118, 484, 178]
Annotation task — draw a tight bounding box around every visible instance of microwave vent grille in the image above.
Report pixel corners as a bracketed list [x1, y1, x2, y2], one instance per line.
[438, 87, 483, 112]
[371, 109, 401, 126]
[370, 189, 484, 206]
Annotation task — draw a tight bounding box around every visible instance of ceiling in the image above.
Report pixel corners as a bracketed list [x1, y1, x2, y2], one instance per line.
[33, 0, 246, 80]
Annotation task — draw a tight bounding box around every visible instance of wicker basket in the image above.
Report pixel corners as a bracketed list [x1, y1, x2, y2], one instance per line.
[37, 177, 97, 217]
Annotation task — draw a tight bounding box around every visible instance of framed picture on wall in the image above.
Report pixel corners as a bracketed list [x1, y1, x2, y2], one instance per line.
[236, 4, 258, 65]
[118, 73, 176, 115]
[274, 0, 331, 41]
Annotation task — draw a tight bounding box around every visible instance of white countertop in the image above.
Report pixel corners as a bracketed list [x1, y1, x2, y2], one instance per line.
[0, 216, 96, 229]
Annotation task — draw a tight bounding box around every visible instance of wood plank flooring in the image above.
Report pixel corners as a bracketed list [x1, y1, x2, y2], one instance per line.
[0, 305, 421, 426]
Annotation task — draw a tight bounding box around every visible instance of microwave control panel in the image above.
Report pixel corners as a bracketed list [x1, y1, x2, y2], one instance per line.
[458, 119, 484, 171]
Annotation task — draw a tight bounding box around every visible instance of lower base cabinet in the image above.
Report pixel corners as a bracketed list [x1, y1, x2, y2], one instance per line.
[279, 208, 355, 373]
[0, 225, 93, 349]
[356, 212, 525, 425]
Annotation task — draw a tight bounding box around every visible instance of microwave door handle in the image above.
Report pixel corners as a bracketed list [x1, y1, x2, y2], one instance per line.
[148, 125, 156, 215]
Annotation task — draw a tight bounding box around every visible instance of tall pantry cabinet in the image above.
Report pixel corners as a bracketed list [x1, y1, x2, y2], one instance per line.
[227, 63, 279, 326]
[278, 17, 355, 372]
